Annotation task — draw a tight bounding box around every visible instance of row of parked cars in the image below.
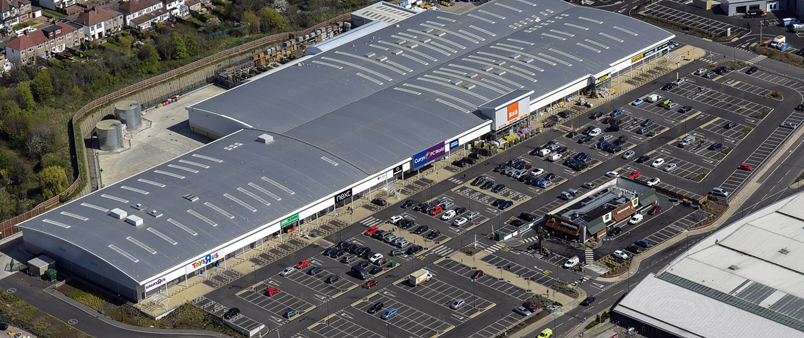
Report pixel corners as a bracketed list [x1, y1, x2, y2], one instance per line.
[451, 152, 482, 168]
[408, 198, 480, 226]
[493, 158, 558, 188]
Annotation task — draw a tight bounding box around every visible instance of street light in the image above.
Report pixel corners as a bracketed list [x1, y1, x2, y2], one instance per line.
[472, 279, 476, 309]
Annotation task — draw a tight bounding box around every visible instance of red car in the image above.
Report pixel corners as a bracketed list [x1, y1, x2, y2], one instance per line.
[295, 260, 309, 269]
[627, 170, 641, 178]
[523, 301, 538, 312]
[740, 164, 753, 171]
[648, 206, 662, 215]
[429, 205, 443, 215]
[365, 280, 378, 288]
[471, 270, 484, 279]
[265, 287, 280, 296]
[365, 226, 379, 236]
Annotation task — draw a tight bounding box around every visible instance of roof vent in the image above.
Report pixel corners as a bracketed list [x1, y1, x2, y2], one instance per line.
[495, 69, 507, 76]
[183, 194, 199, 202]
[364, 52, 376, 58]
[408, 43, 419, 49]
[728, 265, 739, 271]
[433, 31, 446, 37]
[780, 248, 790, 255]
[482, 66, 494, 72]
[378, 56, 388, 62]
[494, 60, 507, 66]
[421, 37, 431, 44]
[391, 49, 403, 55]
[467, 72, 478, 78]
[147, 210, 163, 218]
[424, 28, 434, 33]
[126, 215, 144, 226]
[258, 134, 274, 144]
[109, 208, 127, 220]
[132, 203, 146, 211]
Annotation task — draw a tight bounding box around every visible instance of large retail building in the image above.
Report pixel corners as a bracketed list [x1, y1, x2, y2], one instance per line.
[17, 0, 674, 302]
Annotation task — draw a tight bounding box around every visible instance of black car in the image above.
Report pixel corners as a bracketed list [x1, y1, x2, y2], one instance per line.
[471, 176, 486, 186]
[480, 181, 495, 190]
[359, 260, 371, 268]
[679, 106, 692, 113]
[606, 124, 620, 132]
[661, 83, 674, 90]
[518, 174, 533, 182]
[520, 212, 536, 221]
[223, 307, 240, 320]
[527, 244, 537, 251]
[511, 220, 524, 227]
[426, 230, 440, 240]
[613, 139, 625, 146]
[398, 219, 414, 229]
[566, 131, 578, 138]
[797, 104, 804, 111]
[325, 275, 340, 283]
[407, 245, 424, 255]
[580, 297, 596, 306]
[709, 142, 723, 150]
[557, 111, 570, 119]
[636, 155, 650, 163]
[413, 203, 428, 211]
[401, 200, 414, 208]
[545, 173, 556, 180]
[370, 266, 383, 274]
[491, 184, 505, 193]
[372, 198, 387, 206]
[608, 227, 622, 236]
[493, 164, 506, 172]
[463, 157, 476, 165]
[0, 323, 7, 330]
[714, 67, 725, 75]
[725, 121, 737, 129]
[555, 146, 568, 154]
[368, 301, 384, 314]
[624, 245, 643, 255]
[309, 266, 324, 275]
[413, 225, 429, 235]
[590, 111, 603, 119]
[578, 136, 592, 144]
[747, 66, 758, 74]
[337, 240, 349, 249]
[452, 160, 466, 168]
[469, 152, 481, 160]
[455, 207, 467, 214]
[641, 118, 653, 127]
[492, 199, 505, 206]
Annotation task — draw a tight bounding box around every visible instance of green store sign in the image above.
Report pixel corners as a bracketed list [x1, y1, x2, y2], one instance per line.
[280, 214, 299, 228]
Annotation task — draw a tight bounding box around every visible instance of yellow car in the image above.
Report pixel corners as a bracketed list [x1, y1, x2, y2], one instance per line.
[538, 328, 552, 338]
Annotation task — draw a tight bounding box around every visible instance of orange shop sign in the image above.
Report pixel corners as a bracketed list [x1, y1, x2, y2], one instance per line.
[507, 102, 520, 121]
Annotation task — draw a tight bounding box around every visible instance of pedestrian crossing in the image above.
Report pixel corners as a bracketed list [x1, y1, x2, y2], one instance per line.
[447, 177, 465, 184]
[429, 246, 454, 257]
[483, 242, 506, 254]
[585, 248, 594, 265]
[359, 216, 384, 227]
[521, 236, 539, 243]
[746, 55, 767, 64]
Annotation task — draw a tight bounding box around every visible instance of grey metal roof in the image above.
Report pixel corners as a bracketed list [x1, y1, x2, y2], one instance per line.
[19, 0, 674, 284]
[17, 130, 367, 283]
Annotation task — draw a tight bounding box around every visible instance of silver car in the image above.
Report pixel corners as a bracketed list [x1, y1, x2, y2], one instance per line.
[441, 201, 455, 209]
[280, 267, 294, 276]
[622, 150, 635, 159]
[466, 211, 480, 220]
[514, 306, 532, 316]
[450, 298, 466, 309]
[664, 163, 678, 172]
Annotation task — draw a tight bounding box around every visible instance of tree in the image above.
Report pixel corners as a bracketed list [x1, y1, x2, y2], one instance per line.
[242, 10, 260, 34]
[39, 166, 68, 199]
[0, 190, 14, 220]
[118, 36, 133, 55]
[136, 44, 161, 74]
[268, 0, 289, 13]
[31, 70, 54, 103]
[259, 7, 285, 32]
[171, 32, 189, 60]
[16, 82, 35, 111]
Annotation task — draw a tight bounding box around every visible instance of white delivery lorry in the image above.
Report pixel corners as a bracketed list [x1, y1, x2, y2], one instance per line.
[770, 35, 786, 48]
[646, 94, 661, 103]
[410, 269, 433, 286]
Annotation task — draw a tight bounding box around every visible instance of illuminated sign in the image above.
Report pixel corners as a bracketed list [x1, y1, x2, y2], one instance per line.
[413, 143, 446, 170]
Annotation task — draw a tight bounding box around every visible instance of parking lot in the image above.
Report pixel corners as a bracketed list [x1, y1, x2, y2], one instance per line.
[637, 209, 711, 247]
[306, 314, 383, 338]
[465, 313, 523, 338]
[391, 279, 495, 319]
[639, 4, 747, 37]
[351, 289, 454, 338]
[282, 259, 358, 298]
[434, 259, 533, 300]
[718, 120, 799, 192]
[237, 284, 316, 325]
[634, 150, 712, 182]
[665, 80, 771, 122]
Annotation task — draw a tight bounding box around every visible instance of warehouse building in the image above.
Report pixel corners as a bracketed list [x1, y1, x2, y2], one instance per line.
[17, 0, 674, 303]
[613, 192, 804, 336]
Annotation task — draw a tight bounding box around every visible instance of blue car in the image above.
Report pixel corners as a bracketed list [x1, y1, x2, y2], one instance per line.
[533, 178, 546, 186]
[578, 136, 592, 144]
[632, 98, 644, 106]
[709, 142, 723, 150]
[500, 201, 514, 210]
[324, 248, 337, 256]
[610, 108, 623, 117]
[381, 308, 397, 319]
[284, 309, 298, 318]
[635, 240, 652, 248]
[609, 146, 623, 153]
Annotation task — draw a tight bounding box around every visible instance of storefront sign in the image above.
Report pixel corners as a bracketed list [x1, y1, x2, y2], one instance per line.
[596, 74, 609, 83]
[185, 249, 225, 273]
[631, 54, 644, 63]
[413, 143, 446, 170]
[144, 276, 167, 291]
[334, 188, 352, 204]
[560, 221, 579, 230]
[280, 213, 299, 228]
[392, 165, 403, 175]
[448, 138, 460, 150]
[507, 102, 520, 121]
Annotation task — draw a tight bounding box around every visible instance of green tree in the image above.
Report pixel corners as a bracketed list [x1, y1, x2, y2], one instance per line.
[258, 7, 285, 32]
[118, 36, 133, 55]
[39, 166, 68, 199]
[0, 190, 14, 220]
[136, 44, 161, 74]
[16, 82, 35, 111]
[242, 10, 260, 34]
[31, 70, 53, 103]
[171, 32, 188, 60]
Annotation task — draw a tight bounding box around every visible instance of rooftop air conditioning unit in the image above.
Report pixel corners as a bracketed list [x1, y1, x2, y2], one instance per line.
[110, 208, 127, 220]
[126, 215, 144, 226]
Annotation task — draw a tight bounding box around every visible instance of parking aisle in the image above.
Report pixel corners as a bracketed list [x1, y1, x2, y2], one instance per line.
[639, 209, 712, 246]
[281, 262, 357, 298]
[391, 280, 494, 319]
[718, 125, 795, 192]
[636, 149, 712, 181]
[305, 313, 383, 338]
[480, 254, 557, 286]
[639, 5, 746, 37]
[465, 313, 522, 338]
[237, 286, 315, 325]
[351, 290, 453, 338]
[666, 81, 771, 122]
[433, 259, 533, 299]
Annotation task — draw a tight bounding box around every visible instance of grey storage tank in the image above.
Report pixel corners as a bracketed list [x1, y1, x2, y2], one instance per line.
[114, 100, 142, 130]
[96, 120, 125, 151]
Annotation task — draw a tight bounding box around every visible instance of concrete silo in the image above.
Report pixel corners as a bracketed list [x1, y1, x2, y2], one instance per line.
[114, 101, 142, 130]
[96, 120, 125, 151]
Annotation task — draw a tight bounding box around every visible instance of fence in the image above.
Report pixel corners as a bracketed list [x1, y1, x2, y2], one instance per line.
[0, 14, 351, 240]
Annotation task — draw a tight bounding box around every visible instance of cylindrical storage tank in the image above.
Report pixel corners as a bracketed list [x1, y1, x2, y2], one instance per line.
[96, 120, 124, 151]
[114, 100, 142, 130]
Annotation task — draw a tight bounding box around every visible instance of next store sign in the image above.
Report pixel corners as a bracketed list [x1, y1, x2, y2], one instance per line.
[280, 213, 299, 228]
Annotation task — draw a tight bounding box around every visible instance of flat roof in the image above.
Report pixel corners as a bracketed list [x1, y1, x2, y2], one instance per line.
[19, 0, 674, 284]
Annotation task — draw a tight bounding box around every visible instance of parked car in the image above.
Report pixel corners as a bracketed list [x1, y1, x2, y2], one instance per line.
[608, 227, 622, 236]
[381, 308, 398, 319]
[407, 245, 424, 255]
[637, 155, 651, 163]
[471, 176, 486, 186]
[280, 267, 295, 277]
[661, 82, 674, 90]
[648, 206, 662, 215]
[453, 217, 468, 227]
[499, 201, 514, 210]
[710, 142, 723, 150]
[426, 229, 441, 240]
[309, 266, 324, 275]
[651, 158, 665, 168]
[629, 214, 644, 224]
[223, 308, 240, 320]
[674, 77, 686, 85]
[563, 256, 579, 268]
[695, 68, 707, 75]
[641, 118, 654, 127]
[627, 170, 641, 178]
[370, 266, 383, 274]
[491, 184, 506, 193]
[368, 301, 384, 314]
[679, 105, 692, 113]
[632, 98, 644, 106]
[413, 225, 429, 235]
[647, 177, 660, 186]
[590, 111, 603, 119]
[635, 240, 652, 248]
[583, 182, 596, 189]
[606, 171, 619, 178]
[747, 66, 758, 74]
[325, 275, 340, 283]
[450, 299, 466, 309]
[441, 210, 457, 220]
[740, 163, 753, 171]
[664, 163, 678, 172]
[466, 211, 481, 220]
[514, 306, 533, 316]
[372, 198, 387, 206]
[283, 309, 298, 318]
[265, 287, 280, 296]
[295, 260, 309, 269]
[625, 245, 643, 254]
[781, 122, 798, 129]
[610, 108, 623, 117]
[712, 187, 729, 197]
[578, 135, 593, 143]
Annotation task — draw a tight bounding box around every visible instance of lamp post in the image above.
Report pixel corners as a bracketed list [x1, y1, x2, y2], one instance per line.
[472, 279, 476, 309]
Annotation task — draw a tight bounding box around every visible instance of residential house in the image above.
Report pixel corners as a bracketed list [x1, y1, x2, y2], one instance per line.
[185, 0, 201, 12]
[0, 0, 40, 30]
[73, 7, 124, 40]
[161, 0, 187, 17]
[39, 0, 75, 12]
[0, 51, 11, 73]
[116, 0, 167, 28]
[4, 21, 85, 66]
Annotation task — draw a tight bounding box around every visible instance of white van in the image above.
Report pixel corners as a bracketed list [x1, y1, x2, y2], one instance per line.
[537, 148, 551, 156]
[646, 94, 661, 103]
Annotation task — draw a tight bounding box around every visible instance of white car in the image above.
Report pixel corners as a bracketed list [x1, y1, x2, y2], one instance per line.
[389, 215, 403, 224]
[613, 250, 629, 260]
[602, 134, 614, 141]
[280, 267, 295, 276]
[589, 128, 601, 137]
[606, 171, 619, 178]
[664, 163, 677, 172]
[441, 210, 457, 220]
[651, 158, 665, 168]
[452, 217, 468, 227]
[369, 253, 384, 263]
[547, 153, 563, 162]
[629, 214, 644, 224]
[647, 177, 660, 186]
[563, 256, 580, 268]
[531, 168, 545, 176]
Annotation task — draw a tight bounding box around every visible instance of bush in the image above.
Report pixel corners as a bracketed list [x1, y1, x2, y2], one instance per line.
[586, 321, 600, 329]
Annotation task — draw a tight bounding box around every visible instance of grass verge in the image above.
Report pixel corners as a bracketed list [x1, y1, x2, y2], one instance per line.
[550, 281, 579, 298]
[692, 169, 711, 182]
[0, 289, 91, 337]
[722, 147, 733, 154]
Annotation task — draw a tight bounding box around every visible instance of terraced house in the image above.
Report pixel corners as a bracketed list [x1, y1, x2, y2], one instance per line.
[74, 7, 125, 41]
[4, 21, 84, 65]
[116, 0, 168, 30]
[0, 0, 39, 31]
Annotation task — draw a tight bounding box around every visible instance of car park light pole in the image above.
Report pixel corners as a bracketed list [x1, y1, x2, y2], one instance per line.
[472, 279, 476, 309]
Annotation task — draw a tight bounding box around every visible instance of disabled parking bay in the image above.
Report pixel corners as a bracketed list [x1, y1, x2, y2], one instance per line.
[191, 296, 266, 334]
[350, 289, 454, 338]
[282, 260, 358, 298]
[236, 283, 316, 325]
